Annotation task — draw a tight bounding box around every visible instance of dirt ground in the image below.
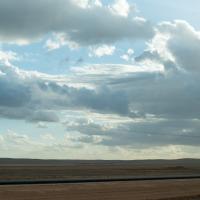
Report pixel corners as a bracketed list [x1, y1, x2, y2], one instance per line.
[0, 179, 200, 200]
[1, 163, 200, 181]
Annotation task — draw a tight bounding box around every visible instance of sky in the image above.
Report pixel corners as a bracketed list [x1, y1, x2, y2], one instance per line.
[0, 0, 200, 159]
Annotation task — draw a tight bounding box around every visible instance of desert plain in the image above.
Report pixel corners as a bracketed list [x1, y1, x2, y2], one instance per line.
[0, 158, 200, 200]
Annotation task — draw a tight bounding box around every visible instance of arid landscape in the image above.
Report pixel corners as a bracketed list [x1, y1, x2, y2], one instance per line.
[0, 179, 200, 200]
[1, 158, 200, 181]
[0, 159, 200, 199]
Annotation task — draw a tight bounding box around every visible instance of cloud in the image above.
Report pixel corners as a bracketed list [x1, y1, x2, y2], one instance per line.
[0, 0, 154, 46]
[136, 20, 200, 72]
[120, 48, 134, 62]
[73, 0, 102, 8]
[45, 33, 79, 51]
[160, 20, 200, 72]
[5, 130, 31, 145]
[40, 133, 55, 141]
[45, 35, 65, 51]
[121, 54, 129, 61]
[1, 20, 200, 148]
[127, 48, 134, 55]
[109, 0, 131, 17]
[37, 122, 48, 129]
[1, 1, 200, 159]
[0, 50, 18, 65]
[1, 56, 200, 147]
[0, 135, 4, 144]
[28, 111, 60, 123]
[89, 45, 116, 57]
[63, 111, 200, 148]
[2, 128, 199, 159]
[99, 119, 200, 147]
[0, 78, 31, 107]
[0, 62, 131, 122]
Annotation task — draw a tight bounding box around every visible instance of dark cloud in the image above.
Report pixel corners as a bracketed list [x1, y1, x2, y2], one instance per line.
[67, 118, 200, 147]
[70, 86, 129, 115]
[28, 111, 59, 123]
[100, 119, 200, 147]
[0, 79, 30, 107]
[0, 63, 130, 122]
[0, 0, 154, 45]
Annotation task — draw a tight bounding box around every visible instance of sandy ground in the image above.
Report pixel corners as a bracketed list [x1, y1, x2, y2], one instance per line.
[0, 179, 200, 200]
[1, 165, 200, 181]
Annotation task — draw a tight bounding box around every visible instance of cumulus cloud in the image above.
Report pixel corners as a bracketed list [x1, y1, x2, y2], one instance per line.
[0, 50, 18, 65]
[73, 0, 102, 8]
[160, 20, 200, 72]
[1, 52, 200, 148]
[1, 19, 200, 149]
[136, 20, 200, 72]
[45, 34, 66, 51]
[120, 48, 134, 62]
[45, 33, 79, 51]
[0, 0, 154, 46]
[89, 45, 116, 57]
[109, 0, 131, 17]
[0, 62, 131, 123]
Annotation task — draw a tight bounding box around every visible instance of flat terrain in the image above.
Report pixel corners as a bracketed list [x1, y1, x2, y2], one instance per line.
[1, 159, 200, 181]
[1, 159, 200, 199]
[0, 179, 200, 200]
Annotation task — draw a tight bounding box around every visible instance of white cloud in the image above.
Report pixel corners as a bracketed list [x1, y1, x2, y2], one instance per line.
[121, 54, 129, 61]
[110, 0, 130, 17]
[45, 38, 64, 51]
[89, 45, 116, 57]
[0, 135, 4, 144]
[37, 122, 48, 128]
[45, 39, 61, 51]
[45, 33, 79, 51]
[72, 0, 102, 8]
[41, 133, 55, 141]
[120, 48, 134, 62]
[5, 130, 30, 145]
[127, 48, 134, 55]
[0, 51, 18, 65]
[1, 114, 200, 159]
[136, 20, 200, 72]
